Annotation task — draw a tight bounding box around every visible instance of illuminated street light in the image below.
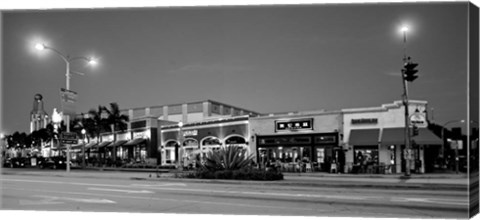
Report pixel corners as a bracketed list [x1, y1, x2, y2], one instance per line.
[35, 43, 97, 172]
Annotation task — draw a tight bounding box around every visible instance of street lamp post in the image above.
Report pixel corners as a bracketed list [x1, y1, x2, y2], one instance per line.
[35, 43, 96, 172]
[81, 128, 86, 169]
[441, 120, 465, 173]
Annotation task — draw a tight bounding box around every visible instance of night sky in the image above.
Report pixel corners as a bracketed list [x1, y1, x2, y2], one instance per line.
[1, 1, 476, 134]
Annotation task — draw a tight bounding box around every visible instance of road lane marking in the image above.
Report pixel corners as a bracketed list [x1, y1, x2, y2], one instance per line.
[391, 197, 468, 206]
[19, 195, 116, 205]
[5, 187, 320, 212]
[131, 183, 187, 187]
[3, 178, 467, 207]
[35, 195, 116, 204]
[88, 187, 154, 194]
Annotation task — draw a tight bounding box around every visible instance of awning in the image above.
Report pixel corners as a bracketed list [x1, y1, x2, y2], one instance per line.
[381, 127, 442, 145]
[107, 140, 128, 148]
[348, 129, 380, 146]
[381, 128, 405, 145]
[124, 138, 146, 146]
[85, 142, 98, 149]
[97, 141, 111, 148]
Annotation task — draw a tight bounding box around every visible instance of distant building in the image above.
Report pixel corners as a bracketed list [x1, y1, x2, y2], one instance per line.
[30, 94, 49, 132]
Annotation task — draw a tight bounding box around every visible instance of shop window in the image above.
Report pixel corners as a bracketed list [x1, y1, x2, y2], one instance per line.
[183, 139, 199, 147]
[202, 137, 221, 146]
[225, 136, 246, 145]
[354, 146, 379, 166]
[316, 148, 325, 163]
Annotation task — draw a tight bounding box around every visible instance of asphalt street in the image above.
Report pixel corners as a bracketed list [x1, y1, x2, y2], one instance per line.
[0, 169, 470, 218]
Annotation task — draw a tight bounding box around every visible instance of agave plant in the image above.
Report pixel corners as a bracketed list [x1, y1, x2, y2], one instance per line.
[197, 145, 254, 171]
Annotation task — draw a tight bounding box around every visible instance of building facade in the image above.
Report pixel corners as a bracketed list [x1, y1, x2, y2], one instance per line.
[249, 110, 343, 172]
[89, 100, 259, 165]
[160, 116, 250, 166]
[342, 100, 442, 174]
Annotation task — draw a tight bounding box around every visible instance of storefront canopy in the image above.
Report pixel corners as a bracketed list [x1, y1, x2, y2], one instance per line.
[381, 127, 442, 145]
[124, 138, 146, 146]
[349, 129, 380, 146]
[85, 142, 98, 149]
[107, 140, 128, 148]
[97, 141, 111, 148]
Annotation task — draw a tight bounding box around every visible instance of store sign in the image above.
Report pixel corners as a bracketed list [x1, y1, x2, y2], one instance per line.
[351, 118, 378, 125]
[133, 130, 148, 139]
[183, 130, 198, 137]
[102, 134, 113, 142]
[117, 132, 131, 141]
[275, 118, 313, 132]
[409, 113, 427, 128]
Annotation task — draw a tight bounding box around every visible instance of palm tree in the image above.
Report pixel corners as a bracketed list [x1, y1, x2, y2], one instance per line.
[87, 106, 110, 141]
[102, 102, 129, 163]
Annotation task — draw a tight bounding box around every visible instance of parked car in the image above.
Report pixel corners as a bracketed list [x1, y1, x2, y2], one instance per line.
[3, 158, 13, 168]
[42, 156, 73, 169]
[5, 157, 27, 168]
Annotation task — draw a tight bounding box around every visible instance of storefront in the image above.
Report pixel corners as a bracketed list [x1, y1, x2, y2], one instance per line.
[160, 116, 250, 166]
[249, 111, 342, 172]
[343, 100, 442, 174]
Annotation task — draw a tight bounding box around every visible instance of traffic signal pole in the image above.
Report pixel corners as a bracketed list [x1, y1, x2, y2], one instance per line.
[402, 69, 411, 177]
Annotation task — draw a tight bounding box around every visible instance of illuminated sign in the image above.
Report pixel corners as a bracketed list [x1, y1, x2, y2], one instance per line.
[409, 113, 427, 128]
[351, 118, 378, 124]
[183, 130, 198, 137]
[275, 118, 313, 132]
[133, 130, 149, 139]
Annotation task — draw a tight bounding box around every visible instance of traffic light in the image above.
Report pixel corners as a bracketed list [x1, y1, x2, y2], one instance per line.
[412, 125, 419, 136]
[403, 58, 419, 82]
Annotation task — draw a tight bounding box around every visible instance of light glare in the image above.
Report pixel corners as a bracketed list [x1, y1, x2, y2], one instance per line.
[88, 58, 97, 65]
[35, 43, 45, 50]
[401, 26, 408, 33]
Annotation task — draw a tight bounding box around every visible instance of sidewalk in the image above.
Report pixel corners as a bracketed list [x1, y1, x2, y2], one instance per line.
[1, 168, 471, 191]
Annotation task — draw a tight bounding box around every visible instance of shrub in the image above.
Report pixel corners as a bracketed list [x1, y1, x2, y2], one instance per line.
[197, 145, 254, 172]
[184, 168, 283, 181]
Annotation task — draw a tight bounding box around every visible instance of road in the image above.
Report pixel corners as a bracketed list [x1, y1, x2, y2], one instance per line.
[0, 172, 469, 218]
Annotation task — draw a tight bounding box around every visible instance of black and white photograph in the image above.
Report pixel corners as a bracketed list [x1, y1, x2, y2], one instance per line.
[0, 0, 479, 219]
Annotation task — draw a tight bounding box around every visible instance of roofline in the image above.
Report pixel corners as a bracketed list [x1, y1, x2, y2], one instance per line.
[161, 115, 250, 129]
[120, 99, 261, 115]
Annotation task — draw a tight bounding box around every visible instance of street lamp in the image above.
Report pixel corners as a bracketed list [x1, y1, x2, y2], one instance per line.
[441, 119, 465, 173]
[35, 43, 96, 172]
[81, 128, 86, 169]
